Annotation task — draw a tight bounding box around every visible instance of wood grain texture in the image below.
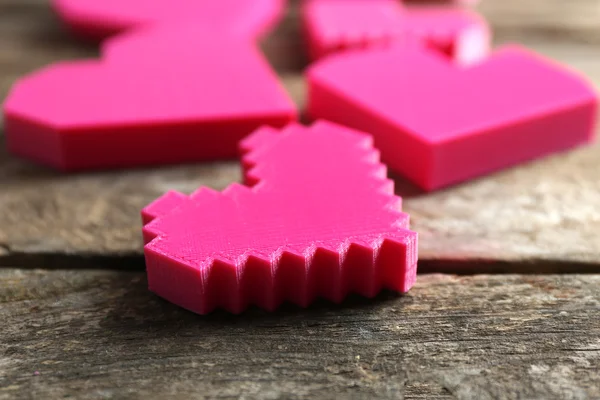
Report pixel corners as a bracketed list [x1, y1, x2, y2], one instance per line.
[478, 0, 600, 43]
[2, 1, 600, 399]
[0, 0, 599, 270]
[1, 269, 599, 400]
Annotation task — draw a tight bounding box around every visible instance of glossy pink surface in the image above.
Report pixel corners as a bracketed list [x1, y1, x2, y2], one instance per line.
[307, 45, 597, 190]
[142, 121, 418, 314]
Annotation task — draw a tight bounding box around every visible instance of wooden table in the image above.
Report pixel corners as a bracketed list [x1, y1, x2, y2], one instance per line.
[1, 1, 599, 398]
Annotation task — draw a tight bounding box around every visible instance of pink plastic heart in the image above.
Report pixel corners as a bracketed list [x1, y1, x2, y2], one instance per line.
[302, 0, 489, 64]
[142, 121, 418, 314]
[52, 0, 286, 41]
[3, 25, 297, 171]
[307, 45, 597, 190]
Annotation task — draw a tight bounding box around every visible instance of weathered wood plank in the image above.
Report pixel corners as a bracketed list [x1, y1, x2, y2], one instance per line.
[1, 269, 599, 399]
[0, 0, 599, 269]
[478, 0, 600, 43]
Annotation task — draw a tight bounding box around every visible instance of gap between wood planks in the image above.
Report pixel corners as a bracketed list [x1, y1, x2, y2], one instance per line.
[0, 248, 599, 274]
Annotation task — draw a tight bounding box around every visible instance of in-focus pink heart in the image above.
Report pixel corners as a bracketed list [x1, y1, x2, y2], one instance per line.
[142, 121, 418, 314]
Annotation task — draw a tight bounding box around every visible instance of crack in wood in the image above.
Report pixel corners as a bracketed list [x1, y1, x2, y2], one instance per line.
[0, 251, 599, 273]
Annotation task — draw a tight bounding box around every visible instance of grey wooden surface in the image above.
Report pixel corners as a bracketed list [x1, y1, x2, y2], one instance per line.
[2, 270, 599, 400]
[0, 0, 599, 398]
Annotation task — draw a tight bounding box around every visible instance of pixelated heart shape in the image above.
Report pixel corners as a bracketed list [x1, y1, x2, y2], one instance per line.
[3, 25, 297, 171]
[302, 0, 489, 65]
[142, 121, 418, 314]
[307, 45, 597, 190]
[52, 0, 286, 41]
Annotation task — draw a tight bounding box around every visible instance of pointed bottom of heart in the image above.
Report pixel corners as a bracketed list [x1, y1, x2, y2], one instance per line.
[145, 242, 418, 314]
